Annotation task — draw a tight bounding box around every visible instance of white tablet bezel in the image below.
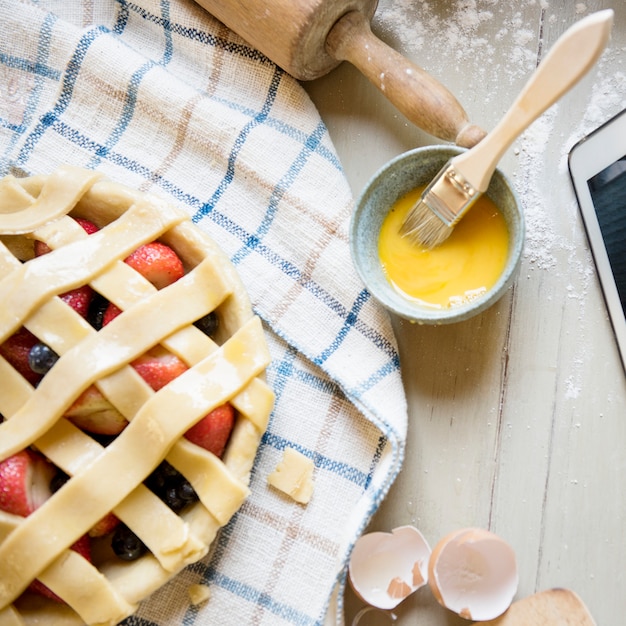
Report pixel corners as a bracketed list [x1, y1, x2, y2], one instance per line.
[568, 107, 626, 372]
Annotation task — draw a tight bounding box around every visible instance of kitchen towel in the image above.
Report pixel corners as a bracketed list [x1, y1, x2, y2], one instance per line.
[0, 1, 407, 624]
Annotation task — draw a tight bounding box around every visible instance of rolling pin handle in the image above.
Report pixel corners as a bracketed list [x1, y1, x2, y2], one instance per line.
[326, 11, 486, 147]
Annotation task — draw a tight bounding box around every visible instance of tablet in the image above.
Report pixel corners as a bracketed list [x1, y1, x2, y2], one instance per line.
[568, 107, 626, 372]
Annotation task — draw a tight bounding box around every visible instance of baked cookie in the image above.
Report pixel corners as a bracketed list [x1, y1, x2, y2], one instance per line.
[0, 166, 273, 625]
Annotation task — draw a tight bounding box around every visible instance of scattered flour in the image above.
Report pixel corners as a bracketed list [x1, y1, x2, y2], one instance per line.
[373, 0, 537, 82]
[375, 0, 625, 290]
[515, 107, 560, 272]
[373, 0, 625, 394]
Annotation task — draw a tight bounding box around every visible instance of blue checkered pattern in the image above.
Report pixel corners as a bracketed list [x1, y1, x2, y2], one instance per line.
[0, 1, 407, 624]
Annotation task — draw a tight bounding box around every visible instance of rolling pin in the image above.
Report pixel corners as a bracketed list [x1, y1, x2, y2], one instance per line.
[192, 0, 486, 148]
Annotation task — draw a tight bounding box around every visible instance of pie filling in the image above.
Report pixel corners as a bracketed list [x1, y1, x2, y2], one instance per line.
[0, 166, 274, 626]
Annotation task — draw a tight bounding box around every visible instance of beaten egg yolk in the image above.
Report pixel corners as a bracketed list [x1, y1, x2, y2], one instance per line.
[378, 187, 509, 308]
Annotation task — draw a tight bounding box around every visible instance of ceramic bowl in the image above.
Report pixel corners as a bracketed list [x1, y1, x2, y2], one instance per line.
[350, 146, 524, 324]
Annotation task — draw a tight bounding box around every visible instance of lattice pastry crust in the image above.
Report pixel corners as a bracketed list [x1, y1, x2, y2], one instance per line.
[0, 166, 274, 625]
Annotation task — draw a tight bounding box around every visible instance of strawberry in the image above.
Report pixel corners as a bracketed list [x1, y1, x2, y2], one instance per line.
[131, 347, 188, 392]
[184, 403, 235, 458]
[102, 302, 122, 327]
[0, 449, 55, 517]
[65, 386, 128, 435]
[34, 217, 99, 256]
[124, 242, 184, 289]
[60, 284, 94, 319]
[74, 218, 99, 235]
[0, 450, 93, 604]
[34, 218, 97, 317]
[89, 511, 120, 538]
[28, 534, 92, 602]
[0, 327, 42, 386]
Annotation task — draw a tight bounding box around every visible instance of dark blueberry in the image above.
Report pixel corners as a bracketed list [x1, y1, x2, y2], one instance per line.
[194, 311, 219, 337]
[90, 433, 117, 447]
[50, 469, 69, 493]
[145, 461, 198, 511]
[163, 484, 185, 512]
[145, 461, 180, 493]
[162, 478, 199, 512]
[177, 480, 197, 504]
[111, 524, 147, 561]
[87, 292, 110, 330]
[28, 343, 59, 375]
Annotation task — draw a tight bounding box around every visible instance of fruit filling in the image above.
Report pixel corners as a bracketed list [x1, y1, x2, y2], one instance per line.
[0, 167, 273, 625]
[0, 217, 237, 602]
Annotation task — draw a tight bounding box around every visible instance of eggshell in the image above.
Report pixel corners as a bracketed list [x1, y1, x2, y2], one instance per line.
[348, 525, 431, 610]
[428, 528, 518, 621]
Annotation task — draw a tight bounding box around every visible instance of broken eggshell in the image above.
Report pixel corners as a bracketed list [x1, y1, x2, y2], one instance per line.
[348, 525, 431, 610]
[428, 528, 518, 621]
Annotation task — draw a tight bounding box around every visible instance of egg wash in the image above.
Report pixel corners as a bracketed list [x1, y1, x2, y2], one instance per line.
[379, 187, 509, 309]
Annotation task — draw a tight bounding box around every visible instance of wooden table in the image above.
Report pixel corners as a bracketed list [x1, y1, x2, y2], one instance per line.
[304, 1, 626, 624]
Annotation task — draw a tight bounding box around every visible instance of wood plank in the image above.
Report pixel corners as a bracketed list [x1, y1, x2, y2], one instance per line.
[305, 1, 626, 624]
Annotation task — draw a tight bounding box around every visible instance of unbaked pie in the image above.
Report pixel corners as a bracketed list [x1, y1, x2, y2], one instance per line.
[0, 166, 274, 625]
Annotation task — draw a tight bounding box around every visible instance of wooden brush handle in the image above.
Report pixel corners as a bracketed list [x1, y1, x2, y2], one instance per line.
[454, 9, 614, 191]
[326, 11, 486, 148]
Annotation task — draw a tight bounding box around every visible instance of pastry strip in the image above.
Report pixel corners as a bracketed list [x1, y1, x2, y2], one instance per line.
[0, 258, 224, 461]
[0, 198, 186, 339]
[0, 166, 100, 234]
[0, 168, 274, 624]
[0, 317, 270, 606]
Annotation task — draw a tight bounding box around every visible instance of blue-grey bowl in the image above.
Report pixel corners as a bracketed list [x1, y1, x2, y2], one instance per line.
[350, 146, 524, 324]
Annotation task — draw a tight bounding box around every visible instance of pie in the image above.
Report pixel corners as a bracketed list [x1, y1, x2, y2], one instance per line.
[0, 166, 274, 625]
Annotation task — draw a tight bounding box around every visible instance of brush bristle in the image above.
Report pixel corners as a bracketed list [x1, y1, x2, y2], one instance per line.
[400, 198, 454, 249]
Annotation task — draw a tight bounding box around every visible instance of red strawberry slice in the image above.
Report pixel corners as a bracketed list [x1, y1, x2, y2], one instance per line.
[0, 450, 92, 604]
[34, 218, 97, 317]
[184, 403, 235, 458]
[0, 327, 41, 386]
[0, 449, 55, 518]
[74, 218, 100, 235]
[28, 534, 92, 603]
[89, 511, 120, 538]
[124, 242, 184, 289]
[34, 217, 99, 256]
[102, 302, 122, 327]
[60, 284, 94, 319]
[131, 347, 188, 392]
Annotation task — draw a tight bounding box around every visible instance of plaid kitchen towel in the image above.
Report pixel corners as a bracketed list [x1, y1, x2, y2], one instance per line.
[0, 1, 407, 624]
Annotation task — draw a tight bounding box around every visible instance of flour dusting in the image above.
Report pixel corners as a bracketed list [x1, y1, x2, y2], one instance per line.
[374, 0, 537, 83]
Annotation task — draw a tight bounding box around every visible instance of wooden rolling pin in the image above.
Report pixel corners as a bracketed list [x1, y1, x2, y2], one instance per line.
[192, 0, 486, 148]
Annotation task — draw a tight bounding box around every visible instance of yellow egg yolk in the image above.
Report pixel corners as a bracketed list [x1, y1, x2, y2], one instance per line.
[378, 187, 509, 309]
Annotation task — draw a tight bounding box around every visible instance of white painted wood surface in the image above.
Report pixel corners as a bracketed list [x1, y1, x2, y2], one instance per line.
[304, 1, 626, 624]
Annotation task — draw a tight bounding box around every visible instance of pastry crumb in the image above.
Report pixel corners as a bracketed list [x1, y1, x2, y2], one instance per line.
[267, 448, 314, 504]
[188, 583, 211, 606]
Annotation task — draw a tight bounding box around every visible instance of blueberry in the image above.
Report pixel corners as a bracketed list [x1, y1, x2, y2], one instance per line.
[145, 461, 179, 492]
[87, 292, 110, 330]
[50, 470, 69, 493]
[163, 478, 199, 512]
[111, 525, 147, 561]
[28, 343, 59, 375]
[194, 311, 219, 337]
[177, 481, 197, 504]
[145, 462, 198, 511]
[91, 433, 117, 447]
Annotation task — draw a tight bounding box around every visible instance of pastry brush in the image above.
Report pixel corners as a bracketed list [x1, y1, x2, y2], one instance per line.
[401, 9, 614, 249]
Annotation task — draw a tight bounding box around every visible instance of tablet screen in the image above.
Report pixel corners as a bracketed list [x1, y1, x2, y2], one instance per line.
[588, 155, 626, 313]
